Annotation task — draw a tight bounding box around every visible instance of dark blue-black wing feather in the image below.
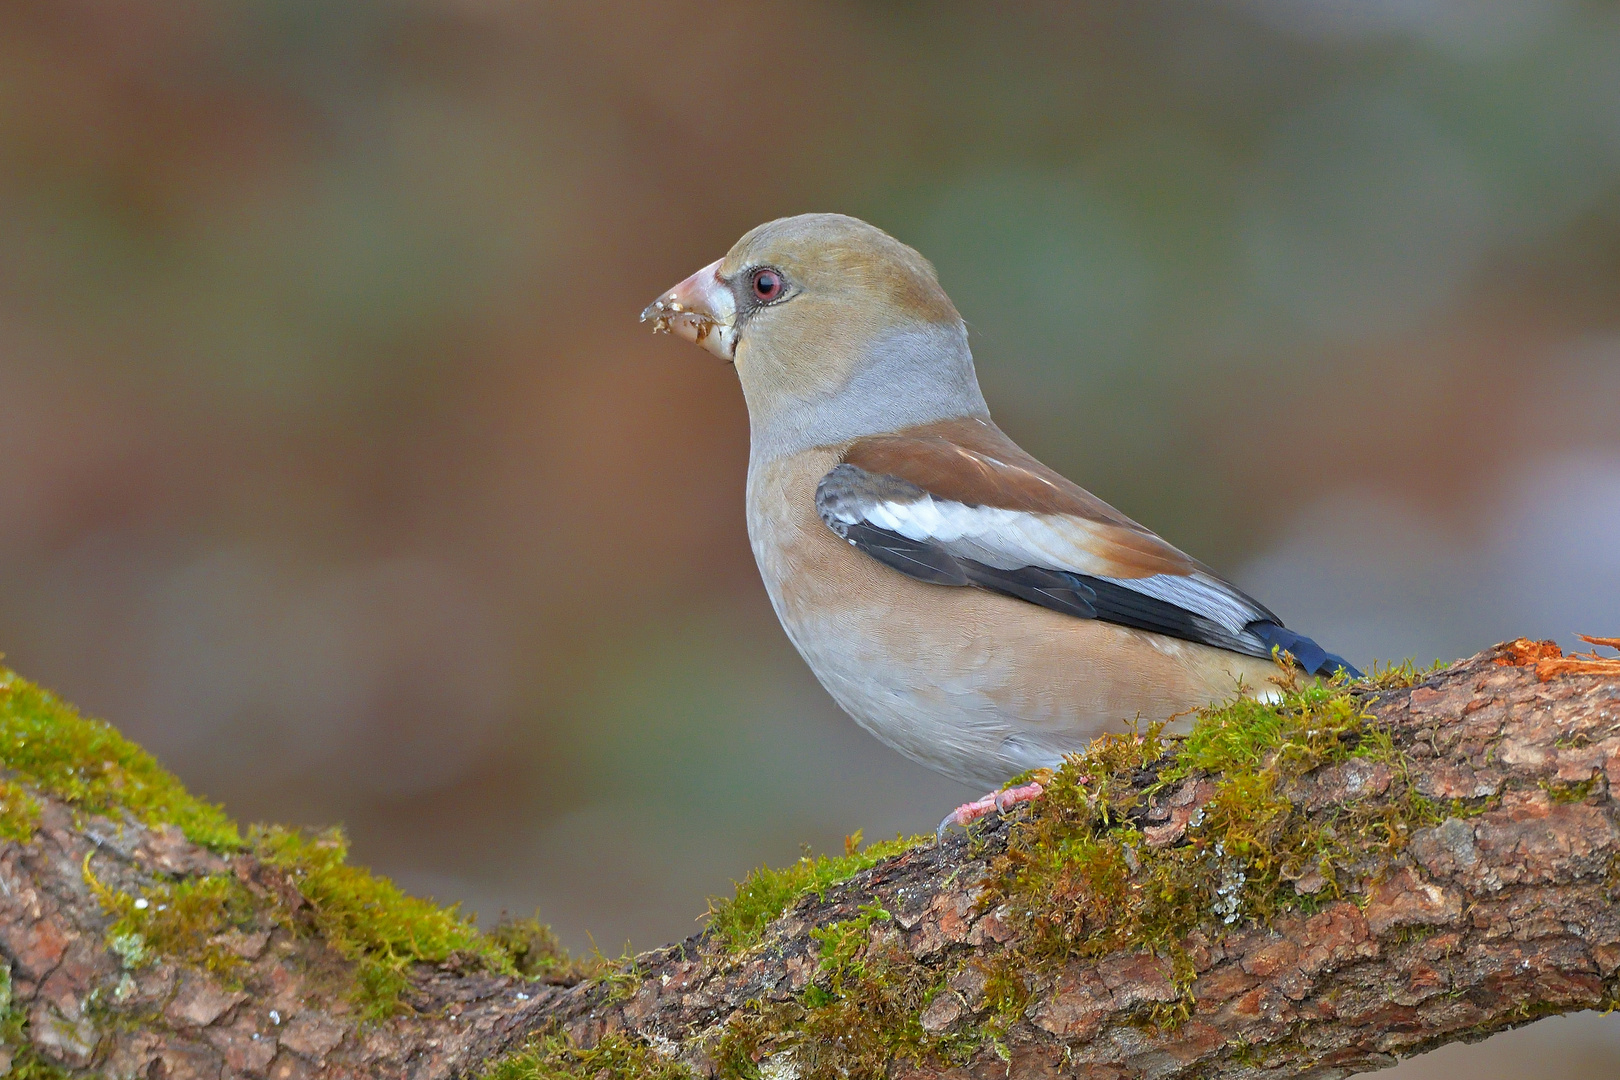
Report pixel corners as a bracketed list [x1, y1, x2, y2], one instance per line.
[821, 489, 1359, 678]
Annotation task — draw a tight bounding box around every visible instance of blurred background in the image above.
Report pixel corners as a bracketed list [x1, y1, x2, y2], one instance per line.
[3, 1, 1619, 1074]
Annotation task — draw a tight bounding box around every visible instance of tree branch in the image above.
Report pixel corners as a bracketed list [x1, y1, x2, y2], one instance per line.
[2, 639, 1618, 1080]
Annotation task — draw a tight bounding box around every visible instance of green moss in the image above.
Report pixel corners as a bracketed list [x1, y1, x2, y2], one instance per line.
[253, 825, 517, 1018]
[488, 914, 596, 983]
[1541, 774, 1600, 804]
[0, 963, 74, 1080]
[0, 664, 595, 1024]
[1158, 675, 1369, 785]
[480, 1031, 692, 1080]
[0, 668, 239, 850]
[711, 892, 1016, 1079]
[811, 902, 892, 980]
[1361, 658, 1448, 691]
[705, 831, 925, 952]
[0, 779, 41, 843]
[714, 917, 961, 1080]
[84, 825, 578, 1019]
[85, 859, 259, 981]
[707, 660, 1459, 1075]
[981, 664, 1456, 1019]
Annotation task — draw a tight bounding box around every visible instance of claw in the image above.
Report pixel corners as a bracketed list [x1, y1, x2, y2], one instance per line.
[935, 781, 1045, 843]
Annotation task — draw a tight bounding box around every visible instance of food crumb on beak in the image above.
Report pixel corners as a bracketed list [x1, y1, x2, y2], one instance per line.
[641, 258, 736, 359]
[640, 296, 717, 342]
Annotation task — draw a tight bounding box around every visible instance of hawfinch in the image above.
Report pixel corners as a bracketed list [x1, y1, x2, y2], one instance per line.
[643, 214, 1357, 828]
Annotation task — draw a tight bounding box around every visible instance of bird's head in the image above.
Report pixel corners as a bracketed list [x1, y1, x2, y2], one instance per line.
[643, 214, 987, 458]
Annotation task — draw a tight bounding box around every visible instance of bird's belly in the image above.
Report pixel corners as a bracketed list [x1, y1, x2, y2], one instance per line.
[746, 451, 1273, 789]
[784, 606, 1085, 788]
[770, 576, 1234, 788]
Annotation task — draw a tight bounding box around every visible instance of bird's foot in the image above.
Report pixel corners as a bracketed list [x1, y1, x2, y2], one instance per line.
[936, 781, 1045, 843]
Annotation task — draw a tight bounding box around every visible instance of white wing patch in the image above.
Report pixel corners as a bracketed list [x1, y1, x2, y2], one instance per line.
[826, 484, 1271, 636]
[855, 495, 1122, 577]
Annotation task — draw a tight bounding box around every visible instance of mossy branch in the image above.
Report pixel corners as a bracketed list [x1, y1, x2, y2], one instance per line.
[1, 639, 1619, 1080]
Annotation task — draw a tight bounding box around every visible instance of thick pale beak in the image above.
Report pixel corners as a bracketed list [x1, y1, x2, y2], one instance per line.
[640, 258, 737, 360]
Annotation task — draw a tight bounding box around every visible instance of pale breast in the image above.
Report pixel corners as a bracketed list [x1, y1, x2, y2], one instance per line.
[744, 449, 1281, 788]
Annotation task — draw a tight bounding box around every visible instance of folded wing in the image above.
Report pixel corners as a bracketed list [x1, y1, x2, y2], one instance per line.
[816, 418, 1359, 678]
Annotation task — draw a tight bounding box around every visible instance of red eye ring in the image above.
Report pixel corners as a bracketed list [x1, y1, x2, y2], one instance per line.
[751, 268, 784, 302]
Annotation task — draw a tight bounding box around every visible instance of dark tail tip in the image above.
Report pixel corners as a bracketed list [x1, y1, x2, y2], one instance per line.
[1245, 620, 1363, 679]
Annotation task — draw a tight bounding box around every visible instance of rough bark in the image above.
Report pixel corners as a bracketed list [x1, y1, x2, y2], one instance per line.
[3, 640, 1619, 1080]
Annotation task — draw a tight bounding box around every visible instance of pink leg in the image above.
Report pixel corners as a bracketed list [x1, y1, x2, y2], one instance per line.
[936, 781, 1045, 841]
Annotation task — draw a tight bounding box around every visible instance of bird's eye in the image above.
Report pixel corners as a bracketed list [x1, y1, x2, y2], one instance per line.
[751, 268, 784, 302]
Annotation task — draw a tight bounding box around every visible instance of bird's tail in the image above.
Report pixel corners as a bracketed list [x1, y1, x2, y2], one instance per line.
[1244, 620, 1362, 679]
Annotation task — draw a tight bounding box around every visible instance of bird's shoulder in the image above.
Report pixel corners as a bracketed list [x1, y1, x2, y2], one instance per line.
[833, 416, 1200, 581]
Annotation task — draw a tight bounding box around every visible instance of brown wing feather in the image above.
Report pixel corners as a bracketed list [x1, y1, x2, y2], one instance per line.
[841, 417, 1197, 580]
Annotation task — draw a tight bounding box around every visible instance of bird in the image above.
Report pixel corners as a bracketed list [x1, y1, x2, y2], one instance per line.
[641, 213, 1358, 834]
